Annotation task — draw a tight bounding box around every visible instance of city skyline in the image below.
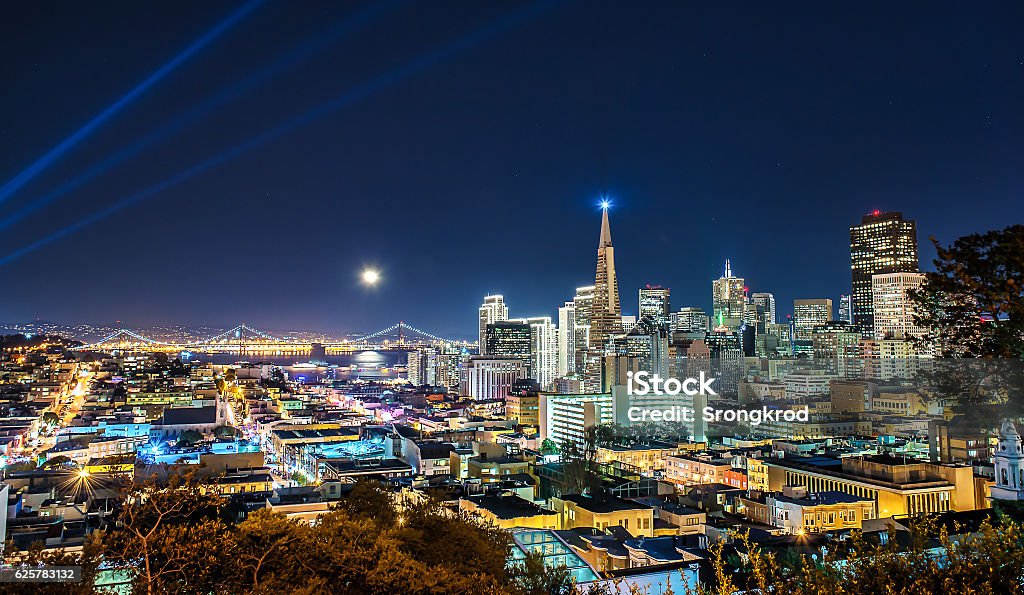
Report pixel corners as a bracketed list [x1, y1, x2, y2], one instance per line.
[1, 1, 1021, 333]
[0, 205, 997, 338]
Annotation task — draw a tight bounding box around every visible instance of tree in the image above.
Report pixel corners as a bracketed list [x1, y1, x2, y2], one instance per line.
[213, 425, 238, 439]
[7, 459, 36, 472]
[0, 540, 102, 595]
[509, 550, 574, 595]
[230, 509, 307, 591]
[683, 518, 1024, 595]
[910, 224, 1024, 417]
[39, 455, 72, 469]
[96, 474, 227, 595]
[540, 438, 560, 455]
[41, 411, 59, 426]
[175, 430, 203, 447]
[9, 471, 538, 595]
[334, 479, 398, 525]
[559, 426, 602, 496]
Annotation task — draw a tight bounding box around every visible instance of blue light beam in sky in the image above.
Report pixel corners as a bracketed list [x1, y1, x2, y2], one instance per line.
[0, 0, 264, 205]
[0, 0, 560, 267]
[0, 0, 404, 232]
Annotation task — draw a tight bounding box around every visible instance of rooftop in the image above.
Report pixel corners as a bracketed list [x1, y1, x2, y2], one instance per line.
[510, 529, 600, 584]
[560, 493, 652, 513]
[464, 494, 554, 520]
[159, 406, 217, 426]
[772, 490, 872, 506]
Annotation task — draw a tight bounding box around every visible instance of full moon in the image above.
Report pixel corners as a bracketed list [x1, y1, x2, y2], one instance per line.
[361, 269, 381, 285]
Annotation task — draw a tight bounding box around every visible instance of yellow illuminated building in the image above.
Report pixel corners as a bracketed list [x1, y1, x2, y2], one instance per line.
[747, 458, 769, 492]
[764, 455, 983, 518]
[84, 454, 136, 476]
[459, 494, 558, 530]
[552, 494, 655, 537]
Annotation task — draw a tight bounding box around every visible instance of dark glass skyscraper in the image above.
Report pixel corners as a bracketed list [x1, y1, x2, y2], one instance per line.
[485, 321, 532, 372]
[849, 211, 918, 338]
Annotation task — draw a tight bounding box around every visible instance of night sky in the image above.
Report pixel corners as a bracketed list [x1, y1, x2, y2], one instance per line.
[1, 1, 1021, 338]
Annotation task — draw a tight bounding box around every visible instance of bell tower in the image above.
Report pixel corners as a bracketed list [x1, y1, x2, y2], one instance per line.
[991, 419, 1024, 502]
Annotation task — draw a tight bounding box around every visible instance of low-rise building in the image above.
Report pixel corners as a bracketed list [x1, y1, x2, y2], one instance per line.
[551, 494, 655, 537]
[664, 454, 732, 487]
[595, 441, 681, 474]
[738, 486, 875, 534]
[763, 454, 983, 518]
[459, 493, 558, 530]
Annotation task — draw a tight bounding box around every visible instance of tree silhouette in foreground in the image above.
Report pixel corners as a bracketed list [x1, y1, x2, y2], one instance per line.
[910, 224, 1024, 419]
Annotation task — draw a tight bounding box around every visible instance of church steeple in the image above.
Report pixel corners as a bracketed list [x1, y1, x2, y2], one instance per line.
[992, 419, 1024, 502]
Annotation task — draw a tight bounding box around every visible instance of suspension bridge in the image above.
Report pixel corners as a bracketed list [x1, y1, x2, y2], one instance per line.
[74, 321, 471, 356]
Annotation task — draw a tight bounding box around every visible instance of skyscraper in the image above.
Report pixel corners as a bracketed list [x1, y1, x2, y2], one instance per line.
[485, 321, 531, 369]
[839, 294, 853, 325]
[742, 301, 767, 335]
[871, 272, 926, 340]
[461, 357, 527, 401]
[850, 211, 918, 338]
[478, 295, 508, 354]
[712, 259, 745, 330]
[638, 285, 670, 326]
[512, 316, 559, 389]
[671, 307, 709, 335]
[811, 320, 860, 377]
[557, 301, 576, 377]
[611, 320, 670, 379]
[585, 205, 621, 391]
[793, 298, 833, 341]
[751, 292, 776, 325]
[572, 285, 594, 383]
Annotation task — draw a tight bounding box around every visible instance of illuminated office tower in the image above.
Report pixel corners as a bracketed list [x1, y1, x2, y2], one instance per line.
[750, 292, 776, 325]
[433, 353, 463, 393]
[573, 285, 594, 382]
[705, 329, 743, 395]
[461, 357, 527, 400]
[611, 319, 670, 379]
[743, 301, 767, 334]
[557, 301, 576, 377]
[839, 294, 853, 325]
[850, 211, 918, 338]
[671, 307, 709, 335]
[512, 316, 559, 389]
[485, 321, 531, 374]
[478, 295, 508, 355]
[407, 348, 437, 386]
[602, 354, 641, 393]
[638, 285, 671, 326]
[712, 260, 746, 330]
[812, 321, 861, 377]
[672, 338, 712, 381]
[793, 298, 833, 341]
[762, 322, 793, 356]
[585, 205, 622, 391]
[871, 272, 926, 340]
